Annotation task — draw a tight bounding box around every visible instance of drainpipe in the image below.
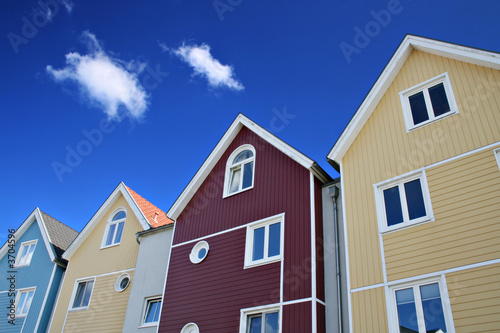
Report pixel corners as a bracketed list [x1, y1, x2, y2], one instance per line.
[329, 186, 343, 333]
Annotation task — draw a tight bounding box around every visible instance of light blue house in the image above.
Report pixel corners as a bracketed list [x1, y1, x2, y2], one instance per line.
[0, 208, 78, 332]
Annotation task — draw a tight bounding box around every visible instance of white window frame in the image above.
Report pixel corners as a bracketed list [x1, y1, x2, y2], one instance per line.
[15, 287, 36, 318]
[101, 208, 127, 249]
[494, 148, 500, 170]
[374, 170, 434, 234]
[180, 322, 199, 333]
[15, 240, 37, 267]
[223, 144, 256, 198]
[399, 72, 459, 132]
[244, 214, 284, 269]
[69, 277, 95, 311]
[140, 296, 162, 327]
[114, 273, 131, 293]
[239, 305, 281, 333]
[387, 276, 455, 333]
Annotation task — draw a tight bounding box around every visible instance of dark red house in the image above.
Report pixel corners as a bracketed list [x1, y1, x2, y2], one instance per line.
[159, 114, 332, 333]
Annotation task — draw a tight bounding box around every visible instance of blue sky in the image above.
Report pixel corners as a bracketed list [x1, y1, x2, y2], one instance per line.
[1, 0, 499, 241]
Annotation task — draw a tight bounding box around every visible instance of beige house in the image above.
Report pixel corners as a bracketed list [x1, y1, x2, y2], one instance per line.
[327, 35, 500, 332]
[47, 183, 172, 333]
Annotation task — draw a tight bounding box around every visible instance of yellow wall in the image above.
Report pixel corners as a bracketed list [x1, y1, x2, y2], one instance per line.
[342, 50, 500, 289]
[351, 287, 387, 332]
[49, 195, 142, 332]
[447, 263, 500, 332]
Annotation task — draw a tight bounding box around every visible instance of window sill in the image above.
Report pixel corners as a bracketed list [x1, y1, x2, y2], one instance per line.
[139, 323, 158, 328]
[100, 243, 121, 250]
[223, 185, 254, 199]
[406, 110, 458, 133]
[380, 216, 435, 235]
[13, 264, 29, 268]
[68, 306, 89, 312]
[244, 256, 282, 269]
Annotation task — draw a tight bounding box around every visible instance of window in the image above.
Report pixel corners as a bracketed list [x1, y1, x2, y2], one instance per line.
[224, 145, 255, 197]
[71, 279, 94, 310]
[375, 171, 433, 233]
[189, 241, 209, 264]
[15, 288, 35, 317]
[245, 215, 283, 268]
[390, 278, 454, 333]
[240, 307, 280, 333]
[102, 209, 126, 248]
[180, 323, 199, 333]
[115, 273, 130, 292]
[15, 240, 37, 267]
[400, 73, 458, 131]
[142, 297, 162, 326]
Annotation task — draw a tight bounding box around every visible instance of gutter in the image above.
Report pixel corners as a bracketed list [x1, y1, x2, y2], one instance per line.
[136, 223, 174, 244]
[329, 184, 343, 333]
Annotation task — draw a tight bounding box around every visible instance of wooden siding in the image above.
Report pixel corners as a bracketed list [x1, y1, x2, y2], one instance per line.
[384, 147, 500, 280]
[316, 302, 326, 333]
[160, 229, 281, 332]
[282, 301, 313, 333]
[342, 50, 500, 289]
[62, 271, 134, 332]
[447, 263, 500, 332]
[351, 287, 387, 332]
[49, 194, 142, 333]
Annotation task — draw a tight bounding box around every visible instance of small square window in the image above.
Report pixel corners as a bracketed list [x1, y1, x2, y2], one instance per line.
[240, 307, 280, 333]
[15, 240, 37, 267]
[375, 171, 433, 233]
[71, 279, 94, 310]
[400, 73, 458, 131]
[245, 215, 283, 268]
[142, 297, 162, 326]
[15, 288, 35, 317]
[389, 278, 454, 333]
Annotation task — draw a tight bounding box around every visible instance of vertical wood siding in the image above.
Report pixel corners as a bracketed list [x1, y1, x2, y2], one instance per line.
[351, 287, 387, 332]
[282, 301, 312, 333]
[384, 146, 500, 280]
[447, 263, 500, 332]
[342, 50, 500, 289]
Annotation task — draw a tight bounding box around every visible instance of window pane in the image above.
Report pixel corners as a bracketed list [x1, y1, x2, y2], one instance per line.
[145, 301, 158, 323]
[383, 186, 404, 226]
[404, 179, 426, 220]
[253, 227, 265, 261]
[73, 283, 85, 307]
[429, 83, 450, 117]
[114, 222, 125, 244]
[234, 150, 253, 163]
[242, 161, 254, 189]
[265, 311, 279, 333]
[409, 91, 429, 125]
[19, 245, 29, 264]
[396, 288, 419, 333]
[248, 315, 262, 333]
[268, 223, 281, 257]
[229, 168, 241, 193]
[22, 292, 34, 315]
[82, 281, 93, 307]
[420, 283, 447, 332]
[112, 211, 126, 221]
[153, 300, 162, 322]
[106, 224, 116, 246]
[17, 292, 27, 313]
[198, 248, 207, 259]
[28, 244, 36, 256]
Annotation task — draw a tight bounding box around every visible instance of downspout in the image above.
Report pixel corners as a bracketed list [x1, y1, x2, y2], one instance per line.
[330, 186, 343, 333]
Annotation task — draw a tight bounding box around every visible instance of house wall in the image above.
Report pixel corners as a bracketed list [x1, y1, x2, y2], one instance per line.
[48, 195, 142, 333]
[160, 127, 320, 332]
[341, 49, 500, 331]
[0, 219, 55, 333]
[122, 227, 173, 333]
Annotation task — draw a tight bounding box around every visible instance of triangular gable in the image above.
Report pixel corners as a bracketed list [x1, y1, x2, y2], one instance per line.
[0, 208, 59, 264]
[63, 182, 167, 260]
[327, 34, 500, 168]
[167, 113, 332, 220]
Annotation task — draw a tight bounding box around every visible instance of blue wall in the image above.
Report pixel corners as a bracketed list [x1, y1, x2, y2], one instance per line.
[0, 219, 64, 332]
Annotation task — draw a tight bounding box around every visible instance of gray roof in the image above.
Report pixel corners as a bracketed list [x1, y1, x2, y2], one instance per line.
[40, 211, 79, 261]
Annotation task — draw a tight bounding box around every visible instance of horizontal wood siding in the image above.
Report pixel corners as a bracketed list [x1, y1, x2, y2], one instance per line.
[63, 271, 133, 332]
[342, 50, 500, 289]
[160, 229, 280, 332]
[282, 301, 312, 332]
[447, 263, 500, 332]
[384, 147, 500, 280]
[351, 287, 387, 332]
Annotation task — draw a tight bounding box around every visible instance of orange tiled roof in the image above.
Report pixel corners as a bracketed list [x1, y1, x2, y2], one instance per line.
[125, 185, 174, 228]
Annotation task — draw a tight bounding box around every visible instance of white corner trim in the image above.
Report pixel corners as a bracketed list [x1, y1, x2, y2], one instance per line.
[309, 172, 317, 333]
[33, 263, 57, 332]
[340, 162, 353, 333]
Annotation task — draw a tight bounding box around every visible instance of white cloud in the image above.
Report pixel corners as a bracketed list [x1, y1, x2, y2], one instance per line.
[61, 0, 74, 13]
[47, 32, 149, 121]
[173, 43, 244, 91]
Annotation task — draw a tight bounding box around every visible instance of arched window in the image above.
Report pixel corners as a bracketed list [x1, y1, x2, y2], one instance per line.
[102, 209, 126, 247]
[224, 145, 255, 197]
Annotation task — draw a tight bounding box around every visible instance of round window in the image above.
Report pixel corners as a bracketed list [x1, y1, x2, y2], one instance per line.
[115, 273, 131, 292]
[180, 323, 199, 333]
[189, 241, 209, 264]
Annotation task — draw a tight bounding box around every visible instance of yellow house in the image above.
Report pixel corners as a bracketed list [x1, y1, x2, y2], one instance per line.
[327, 35, 500, 332]
[47, 182, 172, 333]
